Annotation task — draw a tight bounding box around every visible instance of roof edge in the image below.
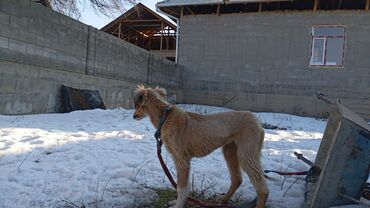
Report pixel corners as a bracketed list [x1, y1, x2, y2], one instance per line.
[157, 0, 223, 7]
[157, 0, 294, 8]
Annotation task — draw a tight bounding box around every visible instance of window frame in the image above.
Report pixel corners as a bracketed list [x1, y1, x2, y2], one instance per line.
[309, 25, 346, 68]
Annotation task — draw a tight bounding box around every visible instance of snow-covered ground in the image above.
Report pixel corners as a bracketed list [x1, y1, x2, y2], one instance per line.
[0, 105, 365, 207]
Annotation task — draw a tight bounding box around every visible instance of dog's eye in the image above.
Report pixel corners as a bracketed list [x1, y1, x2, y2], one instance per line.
[134, 94, 143, 107]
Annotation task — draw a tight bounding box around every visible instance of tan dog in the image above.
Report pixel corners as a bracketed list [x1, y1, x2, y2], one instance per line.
[133, 85, 268, 208]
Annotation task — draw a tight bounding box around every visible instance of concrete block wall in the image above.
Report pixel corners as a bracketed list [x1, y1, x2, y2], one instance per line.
[0, 0, 183, 114]
[178, 11, 370, 119]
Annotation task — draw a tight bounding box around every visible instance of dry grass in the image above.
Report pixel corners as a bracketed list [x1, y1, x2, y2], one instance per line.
[140, 188, 222, 208]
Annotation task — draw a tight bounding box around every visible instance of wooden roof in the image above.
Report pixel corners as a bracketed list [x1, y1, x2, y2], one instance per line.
[101, 3, 176, 35]
[156, 0, 291, 7]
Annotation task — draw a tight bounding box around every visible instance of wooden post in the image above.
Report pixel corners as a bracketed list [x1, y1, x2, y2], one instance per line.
[313, 0, 319, 12]
[181, 6, 184, 17]
[118, 22, 122, 39]
[166, 27, 169, 50]
[160, 21, 163, 51]
[366, 0, 370, 11]
[259, 2, 262, 13]
[217, 4, 220, 16]
[186, 6, 195, 15]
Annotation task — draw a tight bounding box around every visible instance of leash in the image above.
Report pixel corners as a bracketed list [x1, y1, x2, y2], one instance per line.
[154, 106, 235, 208]
[263, 152, 314, 176]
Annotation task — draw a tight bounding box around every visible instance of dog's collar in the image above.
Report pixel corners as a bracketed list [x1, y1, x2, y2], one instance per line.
[154, 105, 172, 147]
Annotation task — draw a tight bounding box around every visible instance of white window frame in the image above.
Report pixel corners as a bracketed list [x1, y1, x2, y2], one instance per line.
[309, 25, 346, 68]
[310, 37, 326, 66]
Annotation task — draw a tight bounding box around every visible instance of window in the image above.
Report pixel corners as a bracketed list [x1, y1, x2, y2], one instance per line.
[310, 26, 346, 67]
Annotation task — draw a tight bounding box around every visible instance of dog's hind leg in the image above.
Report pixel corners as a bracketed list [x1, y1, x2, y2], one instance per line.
[221, 141, 243, 203]
[238, 133, 268, 208]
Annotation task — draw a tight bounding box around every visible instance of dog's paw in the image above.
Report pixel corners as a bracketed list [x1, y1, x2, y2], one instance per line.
[167, 200, 177, 207]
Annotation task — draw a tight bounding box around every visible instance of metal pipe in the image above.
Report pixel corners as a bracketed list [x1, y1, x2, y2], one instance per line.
[294, 152, 314, 166]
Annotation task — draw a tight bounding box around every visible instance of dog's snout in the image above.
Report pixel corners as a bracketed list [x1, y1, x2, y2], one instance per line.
[133, 114, 138, 119]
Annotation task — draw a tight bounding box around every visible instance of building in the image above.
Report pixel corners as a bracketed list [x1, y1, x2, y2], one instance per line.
[157, 0, 370, 119]
[102, 3, 177, 61]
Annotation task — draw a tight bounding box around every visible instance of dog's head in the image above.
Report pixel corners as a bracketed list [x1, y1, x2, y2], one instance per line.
[132, 84, 167, 120]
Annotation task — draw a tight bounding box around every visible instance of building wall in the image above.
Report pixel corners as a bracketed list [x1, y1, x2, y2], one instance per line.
[0, 0, 182, 114]
[178, 11, 370, 119]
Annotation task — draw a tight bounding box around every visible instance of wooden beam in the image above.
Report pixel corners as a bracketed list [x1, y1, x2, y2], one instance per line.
[259, 2, 262, 13]
[180, 6, 184, 17]
[160, 21, 163, 51]
[217, 4, 220, 16]
[162, 7, 180, 17]
[166, 29, 169, 50]
[120, 19, 162, 23]
[118, 22, 122, 39]
[313, 0, 319, 12]
[366, 0, 370, 11]
[186, 6, 195, 15]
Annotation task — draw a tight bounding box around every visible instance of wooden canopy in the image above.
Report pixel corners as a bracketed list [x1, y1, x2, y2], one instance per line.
[101, 3, 177, 61]
[157, 0, 370, 18]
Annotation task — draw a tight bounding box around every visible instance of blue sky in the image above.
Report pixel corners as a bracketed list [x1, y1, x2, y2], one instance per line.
[79, 0, 161, 29]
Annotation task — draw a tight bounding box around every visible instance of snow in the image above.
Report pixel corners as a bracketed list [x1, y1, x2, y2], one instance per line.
[0, 105, 366, 207]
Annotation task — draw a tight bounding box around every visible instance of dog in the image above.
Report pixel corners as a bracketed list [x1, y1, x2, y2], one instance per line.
[133, 85, 268, 208]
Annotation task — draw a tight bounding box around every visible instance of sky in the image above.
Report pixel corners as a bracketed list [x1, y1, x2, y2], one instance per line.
[79, 0, 162, 29]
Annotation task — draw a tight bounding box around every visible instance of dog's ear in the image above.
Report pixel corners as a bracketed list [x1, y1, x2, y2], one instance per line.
[154, 86, 167, 97]
[134, 91, 149, 106]
[135, 84, 145, 93]
[143, 91, 149, 104]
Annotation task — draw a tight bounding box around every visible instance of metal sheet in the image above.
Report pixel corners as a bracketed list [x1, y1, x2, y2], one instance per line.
[157, 0, 223, 7]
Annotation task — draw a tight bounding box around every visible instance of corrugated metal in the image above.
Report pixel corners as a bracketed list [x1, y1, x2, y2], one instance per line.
[228, 0, 292, 3]
[157, 0, 293, 7]
[157, 0, 223, 7]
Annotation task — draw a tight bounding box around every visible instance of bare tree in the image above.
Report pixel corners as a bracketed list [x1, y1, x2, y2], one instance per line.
[35, 0, 136, 19]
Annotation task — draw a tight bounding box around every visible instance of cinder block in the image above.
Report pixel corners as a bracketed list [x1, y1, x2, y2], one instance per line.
[43, 47, 58, 59]
[0, 78, 16, 94]
[10, 15, 27, 29]
[0, 36, 8, 48]
[0, 47, 19, 62]
[29, 1, 46, 17]
[9, 38, 26, 53]
[1, 0, 20, 16]
[49, 58, 64, 70]
[2, 0, 30, 17]
[0, 26, 20, 40]
[36, 35, 51, 47]
[0, 12, 9, 25]
[28, 22, 45, 37]
[27, 43, 43, 56]
[19, 53, 49, 67]
[20, 30, 37, 44]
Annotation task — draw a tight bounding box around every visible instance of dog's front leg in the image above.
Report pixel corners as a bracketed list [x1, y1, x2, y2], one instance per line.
[170, 159, 190, 208]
